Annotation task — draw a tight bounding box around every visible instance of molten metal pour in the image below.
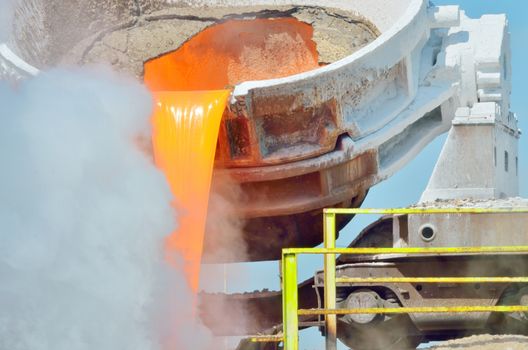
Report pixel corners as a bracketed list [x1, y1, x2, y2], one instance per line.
[145, 18, 320, 290]
[150, 90, 229, 292]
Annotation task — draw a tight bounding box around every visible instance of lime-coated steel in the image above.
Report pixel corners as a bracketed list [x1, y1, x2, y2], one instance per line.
[250, 335, 284, 343]
[280, 208, 528, 350]
[282, 252, 299, 350]
[336, 277, 528, 284]
[323, 212, 337, 350]
[283, 246, 528, 255]
[298, 305, 528, 316]
[324, 207, 528, 215]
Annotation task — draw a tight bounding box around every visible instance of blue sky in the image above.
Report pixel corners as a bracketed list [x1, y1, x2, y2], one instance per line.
[216, 1, 527, 348]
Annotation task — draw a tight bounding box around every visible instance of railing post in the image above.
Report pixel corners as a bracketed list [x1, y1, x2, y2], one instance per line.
[324, 211, 337, 350]
[282, 252, 299, 350]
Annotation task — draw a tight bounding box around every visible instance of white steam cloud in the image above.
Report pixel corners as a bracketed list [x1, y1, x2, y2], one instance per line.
[0, 0, 14, 42]
[0, 67, 212, 350]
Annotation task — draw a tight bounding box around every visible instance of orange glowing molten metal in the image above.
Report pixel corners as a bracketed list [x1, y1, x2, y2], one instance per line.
[146, 18, 320, 291]
[150, 91, 229, 291]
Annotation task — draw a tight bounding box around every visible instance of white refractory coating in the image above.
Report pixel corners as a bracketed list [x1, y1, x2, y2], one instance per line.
[428, 5, 460, 28]
[415, 197, 528, 209]
[5, 0, 413, 69]
[0, 43, 39, 81]
[421, 102, 520, 202]
[219, 1, 516, 207]
[178, 0, 410, 32]
[226, 2, 516, 202]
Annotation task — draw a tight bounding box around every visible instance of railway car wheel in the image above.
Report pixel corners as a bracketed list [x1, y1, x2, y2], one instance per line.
[337, 314, 422, 350]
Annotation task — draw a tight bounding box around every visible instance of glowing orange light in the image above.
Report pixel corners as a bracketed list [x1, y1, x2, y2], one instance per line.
[145, 17, 320, 293]
[144, 18, 320, 91]
[150, 90, 229, 292]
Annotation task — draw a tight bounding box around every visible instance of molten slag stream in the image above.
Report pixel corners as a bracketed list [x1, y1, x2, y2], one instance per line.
[146, 18, 320, 293]
[150, 90, 229, 292]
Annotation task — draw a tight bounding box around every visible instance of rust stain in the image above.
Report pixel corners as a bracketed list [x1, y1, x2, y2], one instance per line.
[256, 98, 339, 157]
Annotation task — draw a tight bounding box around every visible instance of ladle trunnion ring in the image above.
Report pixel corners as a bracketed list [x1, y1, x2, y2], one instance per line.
[208, 0, 512, 261]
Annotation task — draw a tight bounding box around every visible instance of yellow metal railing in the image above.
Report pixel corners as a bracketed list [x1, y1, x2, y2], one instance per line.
[280, 207, 528, 350]
[249, 335, 284, 343]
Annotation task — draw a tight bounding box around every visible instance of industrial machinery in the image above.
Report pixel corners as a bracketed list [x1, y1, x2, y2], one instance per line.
[2, 0, 526, 348]
[191, 2, 524, 347]
[3, 0, 491, 263]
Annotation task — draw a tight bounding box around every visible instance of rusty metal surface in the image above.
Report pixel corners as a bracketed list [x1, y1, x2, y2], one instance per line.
[215, 144, 377, 218]
[202, 137, 378, 262]
[202, 192, 367, 262]
[315, 255, 525, 331]
[218, 63, 405, 168]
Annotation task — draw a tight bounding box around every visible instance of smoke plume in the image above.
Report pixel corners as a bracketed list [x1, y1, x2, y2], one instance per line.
[0, 65, 215, 349]
[0, 0, 14, 42]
